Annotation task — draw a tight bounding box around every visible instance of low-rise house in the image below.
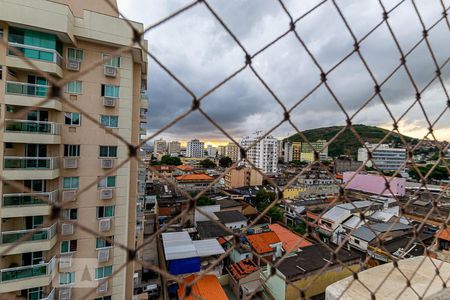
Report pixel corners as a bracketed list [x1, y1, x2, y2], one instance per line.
[216, 197, 244, 212]
[343, 171, 406, 197]
[367, 233, 431, 262]
[214, 210, 248, 229]
[436, 228, 450, 251]
[175, 173, 215, 191]
[227, 258, 263, 300]
[196, 221, 233, 240]
[178, 274, 228, 300]
[268, 224, 312, 254]
[263, 244, 361, 299]
[348, 222, 413, 252]
[246, 231, 282, 265]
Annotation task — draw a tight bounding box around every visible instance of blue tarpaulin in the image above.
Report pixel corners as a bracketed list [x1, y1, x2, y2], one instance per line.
[168, 257, 200, 275]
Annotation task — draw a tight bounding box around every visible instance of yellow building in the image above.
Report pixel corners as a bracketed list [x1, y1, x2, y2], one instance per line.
[0, 1, 147, 299]
[292, 142, 302, 161]
[283, 187, 307, 199]
[224, 167, 263, 188]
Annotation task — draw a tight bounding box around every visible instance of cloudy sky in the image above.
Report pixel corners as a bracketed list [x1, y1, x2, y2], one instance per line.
[117, 0, 450, 145]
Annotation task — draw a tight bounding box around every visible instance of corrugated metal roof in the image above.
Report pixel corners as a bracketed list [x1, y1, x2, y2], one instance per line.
[162, 232, 198, 260]
[351, 222, 412, 242]
[193, 239, 225, 257]
[322, 206, 350, 222]
[343, 215, 362, 229]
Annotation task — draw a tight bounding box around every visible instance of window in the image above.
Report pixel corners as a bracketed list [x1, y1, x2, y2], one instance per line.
[62, 208, 78, 220]
[66, 81, 82, 94]
[99, 146, 117, 158]
[95, 297, 112, 300]
[96, 236, 114, 249]
[61, 240, 77, 253]
[5, 142, 13, 149]
[97, 206, 115, 218]
[102, 54, 121, 68]
[101, 84, 120, 98]
[64, 145, 80, 157]
[95, 265, 113, 279]
[0, 66, 2, 80]
[0, 28, 3, 39]
[98, 176, 116, 188]
[354, 239, 360, 245]
[64, 112, 81, 126]
[100, 115, 118, 128]
[63, 177, 79, 189]
[59, 272, 75, 285]
[67, 48, 83, 61]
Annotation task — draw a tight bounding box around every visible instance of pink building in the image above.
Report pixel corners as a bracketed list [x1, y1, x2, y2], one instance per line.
[343, 172, 406, 197]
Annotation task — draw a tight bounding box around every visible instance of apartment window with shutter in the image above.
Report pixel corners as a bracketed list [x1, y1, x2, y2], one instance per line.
[99, 146, 117, 158]
[64, 112, 81, 126]
[59, 272, 75, 285]
[101, 84, 120, 98]
[98, 176, 116, 188]
[64, 145, 80, 157]
[97, 206, 115, 218]
[62, 208, 77, 220]
[63, 177, 79, 189]
[100, 115, 118, 128]
[96, 236, 114, 249]
[102, 53, 121, 68]
[95, 265, 113, 279]
[61, 240, 78, 253]
[66, 81, 82, 94]
[67, 48, 84, 61]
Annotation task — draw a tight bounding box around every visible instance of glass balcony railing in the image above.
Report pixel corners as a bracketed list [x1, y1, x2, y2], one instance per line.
[4, 120, 61, 135]
[6, 81, 50, 97]
[40, 288, 55, 300]
[0, 256, 56, 283]
[0, 223, 57, 244]
[8, 42, 63, 67]
[3, 157, 60, 170]
[2, 190, 58, 207]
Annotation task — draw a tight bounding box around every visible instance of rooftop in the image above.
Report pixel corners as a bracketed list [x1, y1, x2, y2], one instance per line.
[214, 210, 247, 224]
[227, 258, 259, 281]
[178, 274, 228, 300]
[176, 165, 195, 171]
[217, 198, 243, 209]
[277, 244, 361, 280]
[162, 231, 225, 260]
[351, 222, 412, 242]
[176, 173, 215, 181]
[268, 224, 312, 253]
[436, 228, 450, 242]
[246, 231, 281, 254]
[196, 221, 233, 239]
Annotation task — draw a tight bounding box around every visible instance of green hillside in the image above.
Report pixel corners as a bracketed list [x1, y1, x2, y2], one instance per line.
[287, 124, 418, 158]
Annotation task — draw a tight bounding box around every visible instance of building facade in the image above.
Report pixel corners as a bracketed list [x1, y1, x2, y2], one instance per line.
[225, 142, 240, 162]
[224, 167, 264, 188]
[186, 139, 204, 158]
[167, 141, 181, 155]
[0, 1, 147, 299]
[153, 138, 167, 156]
[240, 134, 278, 174]
[206, 145, 217, 158]
[357, 143, 406, 171]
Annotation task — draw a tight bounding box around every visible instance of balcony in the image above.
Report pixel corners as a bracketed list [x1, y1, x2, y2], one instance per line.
[6, 43, 63, 77]
[1, 190, 58, 218]
[3, 157, 60, 180]
[0, 223, 57, 255]
[0, 256, 57, 294]
[4, 119, 61, 144]
[140, 93, 148, 109]
[5, 81, 62, 111]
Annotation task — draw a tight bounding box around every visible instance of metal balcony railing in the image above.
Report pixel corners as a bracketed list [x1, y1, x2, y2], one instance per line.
[0, 256, 56, 283]
[4, 119, 61, 135]
[5, 81, 50, 97]
[8, 42, 63, 66]
[0, 223, 57, 244]
[2, 190, 58, 207]
[3, 157, 60, 170]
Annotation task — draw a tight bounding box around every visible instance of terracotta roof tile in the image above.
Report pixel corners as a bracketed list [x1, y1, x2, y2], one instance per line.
[246, 231, 281, 254]
[178, 274, 228, 300]
[175, 174, 214, 181]
[227, 258, 259, 281]
[268, 224, 312, 253]
[436, 228, 450, 242]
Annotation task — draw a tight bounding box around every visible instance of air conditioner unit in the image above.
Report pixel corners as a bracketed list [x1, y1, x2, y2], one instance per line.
[100, 188, 113, 200]
[61, 223, 74, 236]
[63, 157, 78, 169]
[97, 248, 110, 262]
[103, 97, 116, 107]
[59, 254, 72, 269]
[97, 281, 108, 293]
[99, 219, 111, 232]
[100, 158, 114, 169]
[67, 60, 80, 71]
[104, 66, 117, 77]
[59, 287, 72, 300]
[62, 190, 77, 202]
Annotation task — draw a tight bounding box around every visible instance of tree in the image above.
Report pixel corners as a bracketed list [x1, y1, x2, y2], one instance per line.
[408, 164, 449, 181]
[160, 155, 182, 166]
[267, 206, 284, 223]
[219, 156, 233, 168]
[196, 196, 216, 206]
[253, 189, 276, 211]
[200, 159, 216, 169]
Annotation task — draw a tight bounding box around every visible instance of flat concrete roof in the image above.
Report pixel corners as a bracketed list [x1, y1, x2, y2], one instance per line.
[326, 257, 450, 300]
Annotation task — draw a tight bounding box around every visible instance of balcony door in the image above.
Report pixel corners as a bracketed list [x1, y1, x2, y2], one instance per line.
[25, 144, 47, 168]
[25, 216, 43, 229]
[24, 180, 46, 192]
[27, 76, 48, 97]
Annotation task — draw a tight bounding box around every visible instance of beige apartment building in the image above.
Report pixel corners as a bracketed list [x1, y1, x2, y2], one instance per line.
[225, 142, 240, 162]
[224, 167, 263, 188]
[0, 0, 148, 299]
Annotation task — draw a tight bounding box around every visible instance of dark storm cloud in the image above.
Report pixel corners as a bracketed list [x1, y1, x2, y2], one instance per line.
[118, 0, 450, 141]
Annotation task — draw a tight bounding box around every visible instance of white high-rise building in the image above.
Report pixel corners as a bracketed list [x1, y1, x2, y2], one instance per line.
[240, 134, 278, 174]
[168, 141, 181, 155]
[357, 143, 406, 171]
[186, 139, 205, 158]
[153, 138, 167, 155]
[207, 145, 217, 157]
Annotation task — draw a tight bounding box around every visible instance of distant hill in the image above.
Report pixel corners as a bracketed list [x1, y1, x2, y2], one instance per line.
[287, 124, 418, 158]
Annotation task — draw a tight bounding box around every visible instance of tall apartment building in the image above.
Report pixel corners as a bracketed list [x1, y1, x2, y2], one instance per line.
[167, 141, 181, 155]
[224, 167, 263, 188]
[281, 141, 293, 163]
[153, 138, 167, 156]
[240, 134, 278, 174]
[225, 142, 240, 162]
[292, 142, 302, 161]
[357, 143, 406, 171]
[217, 145, 226, 157]
[0, 1, 147, 299]
[206, 145, 217, 157]
[301, 140, 328, 162]
[186, 139, 204, 158]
